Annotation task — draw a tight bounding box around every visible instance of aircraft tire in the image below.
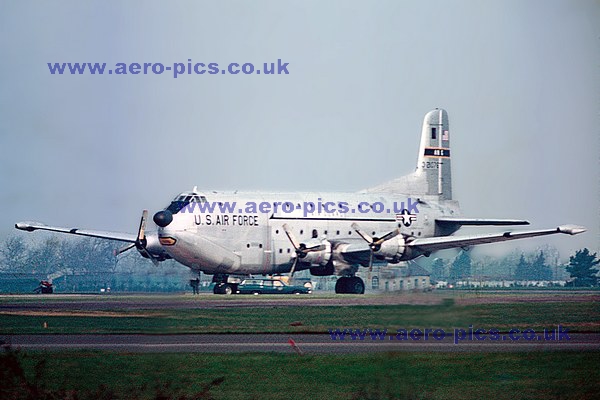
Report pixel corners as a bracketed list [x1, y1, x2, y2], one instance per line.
[350, 277, 365, 294]
[335, 277, 348, 294]
[335, 277, 365, 294]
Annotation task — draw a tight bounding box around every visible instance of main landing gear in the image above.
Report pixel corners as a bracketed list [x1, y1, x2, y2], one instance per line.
[335, 276, 365, 294]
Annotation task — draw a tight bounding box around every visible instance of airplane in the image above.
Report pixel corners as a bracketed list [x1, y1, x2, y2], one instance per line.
[15, 109, 586, 294]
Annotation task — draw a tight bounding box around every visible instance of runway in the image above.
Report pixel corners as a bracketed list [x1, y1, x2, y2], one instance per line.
[1, 292, 598, 311]
[2, 293, 598, 354]
[2, 333, 599, 353]
[0, 293, 445, 311]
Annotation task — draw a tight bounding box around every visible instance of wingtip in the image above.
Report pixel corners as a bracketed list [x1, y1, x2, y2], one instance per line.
[558, 225, 587, 235]
[15, 221, 43, 232]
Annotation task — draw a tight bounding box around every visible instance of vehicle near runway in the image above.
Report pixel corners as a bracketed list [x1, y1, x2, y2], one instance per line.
[16, 109, 586, 294]
[33, 280, 54, 294]
[232, 278, 311, 295]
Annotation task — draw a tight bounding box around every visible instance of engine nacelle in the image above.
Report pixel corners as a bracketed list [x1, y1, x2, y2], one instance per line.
[142, 234, 171, 261]
[299, 239, 331, 266]
[376, 235, 420, 262]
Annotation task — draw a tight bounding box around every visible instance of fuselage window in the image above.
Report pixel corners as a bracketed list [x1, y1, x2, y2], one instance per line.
[431, 127, 437, 139]
[312, 229, 318, 238]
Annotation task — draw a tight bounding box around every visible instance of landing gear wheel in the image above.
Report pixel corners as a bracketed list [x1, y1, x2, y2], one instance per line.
[349, 277, 365, 294]
[335, 277, 365, 294]
[335, 277, 348, 294]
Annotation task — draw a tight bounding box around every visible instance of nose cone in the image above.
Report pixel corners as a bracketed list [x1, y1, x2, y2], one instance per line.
[153, 210, 173, 227]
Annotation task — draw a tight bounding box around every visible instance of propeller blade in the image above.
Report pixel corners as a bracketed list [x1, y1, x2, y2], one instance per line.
[114, 243, 135, 256]
[137, 210, 148, 243]
[282, 224, 301, 250]
[303, 244, 326, 253]
[372, 228, 400, 246]
[288, 257, 298, 278]
[351, 223, 373, 243]
[133, 210, 159, 265]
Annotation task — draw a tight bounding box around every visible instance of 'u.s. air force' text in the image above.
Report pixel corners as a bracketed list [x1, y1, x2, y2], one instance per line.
[195, 214, 259, 226]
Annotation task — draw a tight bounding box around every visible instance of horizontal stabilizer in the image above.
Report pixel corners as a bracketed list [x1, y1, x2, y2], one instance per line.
[436, 218, 530, 226]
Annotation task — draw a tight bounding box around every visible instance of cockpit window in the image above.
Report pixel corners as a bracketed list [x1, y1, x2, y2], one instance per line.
[166, 201, 186, 214]
[166, 193, 207, 214]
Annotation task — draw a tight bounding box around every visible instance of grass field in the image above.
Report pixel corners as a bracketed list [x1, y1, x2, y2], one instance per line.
[2, 349, 599, 399]
[1, 291, 599, 399]
[1, 294, 598, 334]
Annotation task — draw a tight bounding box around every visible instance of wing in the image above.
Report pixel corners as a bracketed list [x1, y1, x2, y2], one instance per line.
[15, 221, 136, 243]
[336, 224, 585, 266]
[332, 241, 373, 267]
[407, 224, 586, 254]
[435, 217, 530, 226]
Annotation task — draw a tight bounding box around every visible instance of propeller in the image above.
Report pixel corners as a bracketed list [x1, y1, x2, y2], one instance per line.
[282, 224, 326, 278]
[134, 210, 151, 257]
[114, 210, 159, 266]
[351, 223, 400, 271]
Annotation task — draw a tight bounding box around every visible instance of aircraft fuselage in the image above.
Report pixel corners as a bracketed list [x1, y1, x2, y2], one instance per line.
[157, 191, 461, 276]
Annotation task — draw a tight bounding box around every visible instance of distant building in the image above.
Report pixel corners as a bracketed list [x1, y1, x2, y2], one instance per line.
[448, 279, 567, 288]
[357, 262, 431, 292]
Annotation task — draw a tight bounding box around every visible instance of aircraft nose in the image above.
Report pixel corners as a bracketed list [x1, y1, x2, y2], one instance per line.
[153, 210, 173, 227]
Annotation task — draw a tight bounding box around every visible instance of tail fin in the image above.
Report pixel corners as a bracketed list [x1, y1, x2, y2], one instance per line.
[363, 108, 452, 199]
[416, 108, 452, 200]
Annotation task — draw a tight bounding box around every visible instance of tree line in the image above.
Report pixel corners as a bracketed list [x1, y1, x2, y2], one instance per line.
[429, 248, 599, 287]
[0, 234, 191, 277]
[1, 234, 598, 288]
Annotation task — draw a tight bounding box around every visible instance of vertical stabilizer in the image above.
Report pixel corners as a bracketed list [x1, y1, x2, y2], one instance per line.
[416, 109, 452, 199]
[362, 108, 453, 198]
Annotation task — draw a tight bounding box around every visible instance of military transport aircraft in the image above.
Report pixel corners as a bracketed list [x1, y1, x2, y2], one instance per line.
[15, 109, 585, 294]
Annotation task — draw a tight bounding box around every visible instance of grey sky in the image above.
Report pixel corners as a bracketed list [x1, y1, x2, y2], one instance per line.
[1, 0, 598, 261]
